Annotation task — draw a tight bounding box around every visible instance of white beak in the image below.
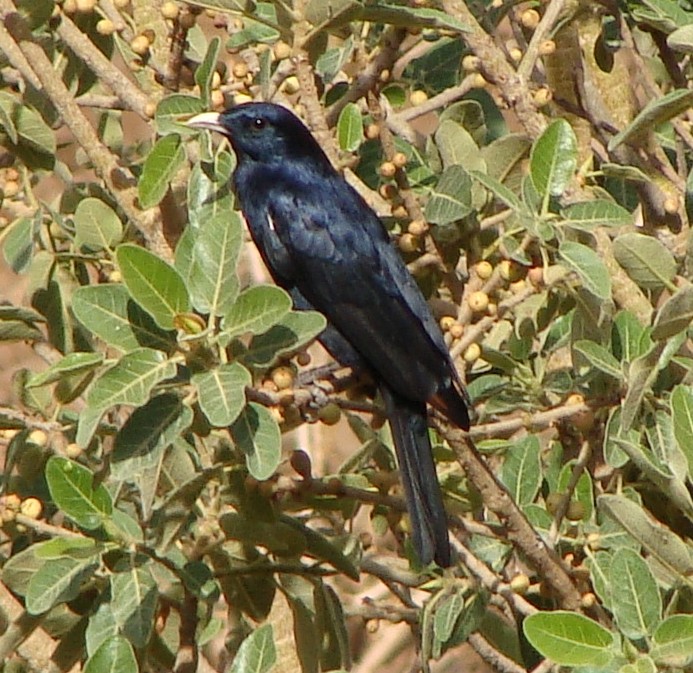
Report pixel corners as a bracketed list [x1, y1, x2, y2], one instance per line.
[186, 111, 225, 133]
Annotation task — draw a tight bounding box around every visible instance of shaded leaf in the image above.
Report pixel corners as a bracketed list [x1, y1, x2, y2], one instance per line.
[530, 119, 578, 199]
[613, 233, 677, 289]
[138, 134, 185, 209]
[193, 362, 251, 427]
[230, 402, 281, 480]
[559, 241, 611, 300]
[337, 103, 363, 152]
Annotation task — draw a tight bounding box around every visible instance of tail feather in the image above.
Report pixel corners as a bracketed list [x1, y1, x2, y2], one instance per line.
[381, 385, 451, 566]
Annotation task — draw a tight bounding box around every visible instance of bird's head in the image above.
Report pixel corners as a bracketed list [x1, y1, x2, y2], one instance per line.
[187, 102, 331, 170]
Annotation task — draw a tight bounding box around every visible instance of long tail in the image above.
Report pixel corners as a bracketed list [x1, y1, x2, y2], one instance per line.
[380, 385, 451, 566]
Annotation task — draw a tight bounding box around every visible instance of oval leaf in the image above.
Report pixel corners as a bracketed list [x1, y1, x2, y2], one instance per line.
[193, 362, 251, 427]
[230, 402, 281, 480]
[559, 241, 611, 300]
[84, 636, 138, 673]
[138, 134, 185, 209]
[337, 103, 363, 152]
[613, 233, 677, 289]
[74, 197, 123, 251]
[530, 119, 578, 198]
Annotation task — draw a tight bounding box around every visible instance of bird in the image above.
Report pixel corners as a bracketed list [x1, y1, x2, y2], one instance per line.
[187, 103, 470, 566]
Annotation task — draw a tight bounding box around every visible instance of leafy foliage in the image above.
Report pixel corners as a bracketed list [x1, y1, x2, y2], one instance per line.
[0, 0, 692, 672]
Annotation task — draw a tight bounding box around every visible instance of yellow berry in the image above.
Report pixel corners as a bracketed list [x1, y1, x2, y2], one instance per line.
[62, 0, 77, 13]
[509, 279, 526, 294]
[581, 592, 597, 609]
[233, 92, 253, 105]
[392, 205, 408, 220]
[407, 220, 427, 236]
[521, 8, 540, 29]
[20, 497, 42, 520]
[366, 619, 379, 633]
[586, 532, 601, 550]
[566, 393, 584, 406]
[664, 197, 679, 214]
[4, 494, 20, 511]
[463, 342, 481, 363]
[467, 291, 489, 313]
[486, 302, 497, 316]
[449, 322, 464, 339]
[533, 87, 553, 108]
[475, 260, 493, 280]
[379, 69, 390, 82]
[318, 402, 341, 426]
[365, 123, 380, 140]
[112, 0, 129, 7]
[65, 443, 83, 459]
[462, 54, 480, 72]
[527, 267, 543, 286]
[471, 73, 487, 88]
[75, 0, 96, 12]
[96, 19, 116, 36]
[211, 71, 222, 90]
[108, 269, 122, 283]
[130, 35, 150, 56]
[282, 76, 300, 94]
[509, 47, 523, 63]
[440, 316, 456, 332]
[271, 366, 294, 391]
[28, 429, 48, 447]
[410, 90, 428, 106]
[161, 1, 180, 20]
[499, 259, 524, 282]
[211, 89, 225, 109]
[539, 39, 556, 56]
[232, 61, 249, 79]
[379, 161, 396, 178]
[398, 233, 419, 253]
[273, 41, 292, 60]
[510, 573, 530, 594]
[3, 181, 19, 198]
[392, 152, 407, 169]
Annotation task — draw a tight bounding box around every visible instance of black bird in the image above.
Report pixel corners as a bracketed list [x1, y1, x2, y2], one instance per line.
[187, 103, 470, 566]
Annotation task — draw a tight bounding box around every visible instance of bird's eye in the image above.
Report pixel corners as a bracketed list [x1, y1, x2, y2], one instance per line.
[252, 118, 266, 130]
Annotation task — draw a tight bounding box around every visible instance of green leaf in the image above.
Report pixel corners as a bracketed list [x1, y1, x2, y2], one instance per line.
[651, 615, 693, 668]
[85, 348, 176, 410]
[72, 284, 176, 353]
[612, 233, 677, 290]
[138, 134, 185, 209]
[73, 197, 123, 251]
[244, 311, 326, 367]
[0, 94, 56, 155]
[471, 170, 522, 210]
[84, 635, 138, 673]
[598, 494, 692, 580]
[46, 456, 113, 529]
[86, 603, 119, 658]
[222, 285, 292, 339]
[112, 394, 193, 482]
[230, 402, 281, 480]
[27, 352, 103, 388]
[186, 153, 235, 230]
[586, 551, 613, 611]
[155, 94, 205, 136]
[228, 624, 276, 673]
[26, 556, 99, 615]
[433, 591, 465, 644]
[609, 548, 662, 640]
[110, 564, 157, 648]
[2, 216, 37, 273]
[573, 340, 622, 379]
[425, 165, 473, 225]
[671, 385, 693, 477]
[523, 612, 614, 667]
[612, 310, 647, 363]
[560, 200, 633, 231]
[188, 212, 243, 315]
[530, 119, 578, 199]
[193, 362, 251, 426]
[559, 241, 611, 300]
[316, 37, 354, 83]
[500, 435, 541, 507]
[651, 283, 693, 340]
[435, 119, 482, 171]
[117, 244, 191, 330]
[195, 37, 222, 106]
[337, 103, 363, 152]
[609, 88, 693, 151]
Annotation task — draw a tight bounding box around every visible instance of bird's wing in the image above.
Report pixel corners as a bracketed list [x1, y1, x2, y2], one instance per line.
[267, 177, 453, 402]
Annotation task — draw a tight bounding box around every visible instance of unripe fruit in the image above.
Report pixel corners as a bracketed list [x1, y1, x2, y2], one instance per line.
[273, 41, 292, 60]
[410, 90, 428, 106]
[539, 39, 556, 56]
[379, 69, 390, 82]
[449, 322, 464, 339]
[566, 393, 585, 406]
[521, 8, 540, 29]
[379, 184, 397, 200]
[365, 123, 380, 140]
[20, 497, 42, 520]
[509, 47, 523, 63]
[463, 342, 481, 363]
[510, 573, 530, 595]
[486, 302, 497, 316]
[565, 500, 586, 521]
[366, 619, 380, 634]
[232, 61, 249, 79]
[179, 11, 196, 29]
[471, 73, 487, 88]
[28, 429, 48, 447]
[499, 259, 524, 282]
[233, 92, 253, 105]
[318, 402, 341, 426]
[440, 316, 456, 332]
[96, 19, 116, 36]
[586, 532, 601, 550]
[211, 89, 225, 109]
[398, 233, 419, 253]
[211, 71, 222, 89]
[161, 1, 180, 20]
[142, 29, 156, 45]
[527, 267, 543, 286]
[581, 592, 596, 609]
[462, 54, 481, 72]
[108, 269, 122, 283]
[572, 407, 596, 432]
[379, 161, 396, 178]
[282, 76, 300, 94]
[75, 0, 96, 12]
[509, 279, 526, 294]
[664, 197, 679, 214]
[545, 492, 563, 515]
[392, 205, 408, 220]
[290, 450, 312, 479]
[467, 290, 489, 313]
[65, 443, 83, 458]
[392, 152, 407, 169]
[62, 0, 77, 13]
[271, 366, 294, 390]
[130, 35, 150, 56]
[144, 102, 156, 118]
[296, 351, 311, 366]
[113, 0, 129, 7]
[4, 494, 20, 511]
[475, 260, 493, 280]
